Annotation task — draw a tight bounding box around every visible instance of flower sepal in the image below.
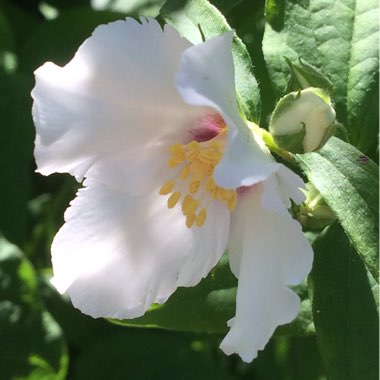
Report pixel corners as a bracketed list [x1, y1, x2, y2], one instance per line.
[272, 121, 306, 154]
[285, 57, 333, 93]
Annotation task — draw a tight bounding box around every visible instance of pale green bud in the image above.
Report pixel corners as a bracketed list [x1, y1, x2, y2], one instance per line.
[269, 87, 336, 153]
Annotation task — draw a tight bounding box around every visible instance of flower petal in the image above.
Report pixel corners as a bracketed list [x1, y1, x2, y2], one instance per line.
[176, 32, 279, 189]
[261, 164, 306, 216]
[51, 179, 229, 319]
[33, 17, 208, 191]
[214, 129, 280, 189]
[222, 180, 313, 362]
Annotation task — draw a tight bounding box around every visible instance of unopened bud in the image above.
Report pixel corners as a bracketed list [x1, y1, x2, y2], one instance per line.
[269, 87, 336, 153]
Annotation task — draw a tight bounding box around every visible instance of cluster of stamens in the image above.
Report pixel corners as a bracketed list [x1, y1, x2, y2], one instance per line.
[159, 139, 237, 228]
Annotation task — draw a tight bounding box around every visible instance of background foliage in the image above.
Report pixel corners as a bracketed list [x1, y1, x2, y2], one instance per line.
[0, 0, 378, 379]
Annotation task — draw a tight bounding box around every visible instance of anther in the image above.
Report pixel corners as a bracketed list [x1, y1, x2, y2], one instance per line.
[189, 181, 200, 194]
[196, 208, 207, 227]
[187, 199, 199, 215]
[186, 214, 196, 228]
[167, 191, 181, 209]
[169, 143, 185, 155]
[182, 194, 193, 214]
[159, 180, 175, 195]
[179, 165, 190, 180]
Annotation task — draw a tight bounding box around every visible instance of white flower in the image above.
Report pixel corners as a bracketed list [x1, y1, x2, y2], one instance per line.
[32, 17, 313, 362]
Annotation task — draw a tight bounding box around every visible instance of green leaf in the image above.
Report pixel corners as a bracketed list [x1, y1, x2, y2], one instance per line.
[296, 137, 379, 279]
[160, 0, 261, 122]
[113, 256, 236, 333]
[0, 7, 14, 52]
[251, 336, 325, 380]
[309, 223, 379, 380]
[72, 330, 234, 380]
[0, 73, 34, 244]
[19, 8, 126, 72]
[263, 0, 379, 157]
[0, 238, 68, 380]
[88, 0, 166, 17]
[112, 255, 314, 336]
[209, 0, 243, 13]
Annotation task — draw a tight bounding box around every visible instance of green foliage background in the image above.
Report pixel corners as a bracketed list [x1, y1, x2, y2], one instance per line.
[0, 0, 378, 379]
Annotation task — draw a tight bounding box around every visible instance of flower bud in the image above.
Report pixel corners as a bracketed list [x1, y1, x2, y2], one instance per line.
[269, 87, 336, 153]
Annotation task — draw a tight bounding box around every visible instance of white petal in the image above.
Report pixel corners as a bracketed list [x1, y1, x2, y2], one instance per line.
[261, 164, 306, 216]
[51, 179, 229, 319]
[176, 32, 278, 189]
[222, 180, 313, 362]
[33, 17, 208, 191]
[276, 164, 306, 205]
[176, 31, 237, 120]
[214, 129, 280, 189]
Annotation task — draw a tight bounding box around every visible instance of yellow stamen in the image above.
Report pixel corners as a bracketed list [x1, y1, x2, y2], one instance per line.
[188, 180, 200, 194]
[167, 143, 186, 168]
[159, 180, 175, 195]
[167, 191, 181, 209]
[186, 214, 196, 228]
[227, 192, 237, 211]
[179, 165, 190, 180]
[160, 134, 237, 229]
[182, 194, 193, 214]
[186, 141, 200, 161]
[168, 155, 184, 168]
[196, 208, 207, 227]
[169, 143, 185, 155]
[198, 149, 222, 164]
[187, 140, 200, 152]
[187, 199, 199, 215]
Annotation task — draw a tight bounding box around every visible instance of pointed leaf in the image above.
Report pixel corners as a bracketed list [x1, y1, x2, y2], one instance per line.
[296, 137, 379, 279]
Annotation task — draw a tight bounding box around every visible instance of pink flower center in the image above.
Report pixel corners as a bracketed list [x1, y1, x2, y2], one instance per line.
[190, 114, 226, 142]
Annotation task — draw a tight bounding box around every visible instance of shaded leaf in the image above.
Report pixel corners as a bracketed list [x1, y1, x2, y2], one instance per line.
[19, 8, 126, 72]
[296, 137, 379, 279]
[114, 256, 315, 336]
[310, 223, 379, 380]
[0, 6, 14, 52]
[0, 238, 68, 380]
[0, 73, 34, 244]
[72, 330, 234, 380]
